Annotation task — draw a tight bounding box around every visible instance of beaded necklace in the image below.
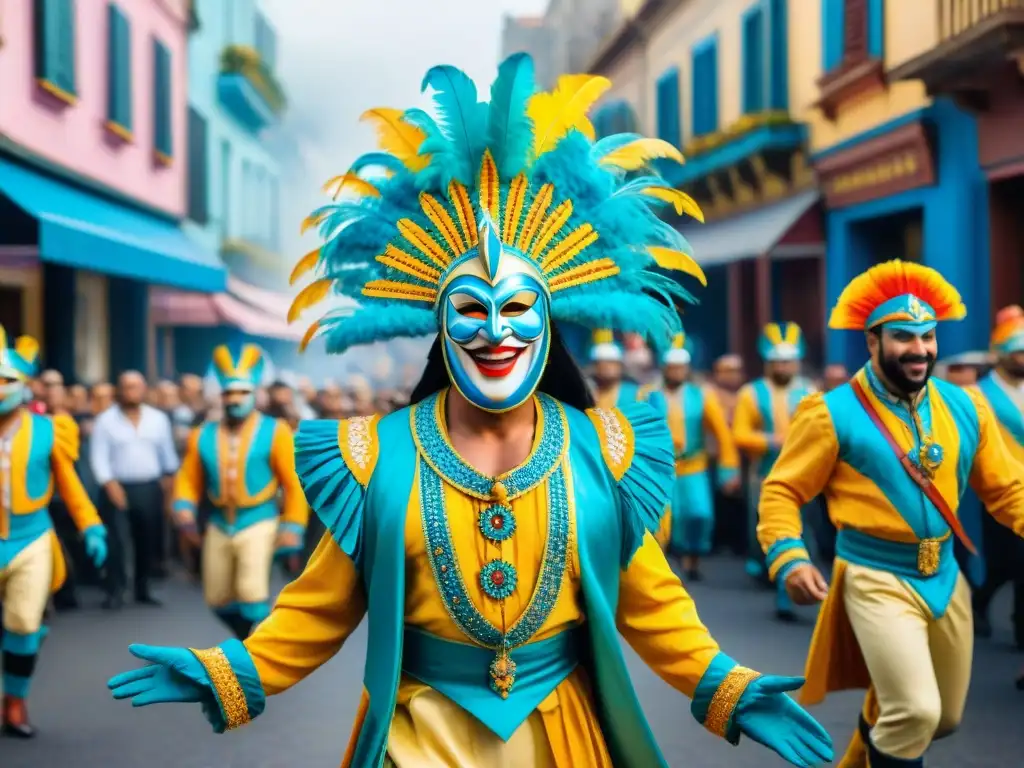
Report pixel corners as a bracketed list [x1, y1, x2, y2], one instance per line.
[412, 390, 570, 698]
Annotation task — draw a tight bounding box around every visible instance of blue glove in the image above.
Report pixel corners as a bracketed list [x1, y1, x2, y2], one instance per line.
[107, 645, 224, 731]
[733, 675, 834, 767]
[83, 525, 108, 568]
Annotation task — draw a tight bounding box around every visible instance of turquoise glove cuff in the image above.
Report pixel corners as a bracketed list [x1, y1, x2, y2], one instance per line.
[83, 523, 106, 540]
[188, 639, 266, 732]
[691, 651, 761, 744]
[765, 537, 812, 583]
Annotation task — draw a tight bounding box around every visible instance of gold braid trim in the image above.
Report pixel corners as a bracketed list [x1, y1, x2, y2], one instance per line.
[189, 647, 251, 731]
[704, 666, 761, 739]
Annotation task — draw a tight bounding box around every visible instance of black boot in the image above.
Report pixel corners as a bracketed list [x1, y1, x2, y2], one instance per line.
[862, 716, 924, 766]
[227, 615, 254, 641]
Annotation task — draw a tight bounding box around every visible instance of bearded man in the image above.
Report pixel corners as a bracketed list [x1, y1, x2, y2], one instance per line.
[106, 55, 832, 768]
[757, 260, 1024, 766]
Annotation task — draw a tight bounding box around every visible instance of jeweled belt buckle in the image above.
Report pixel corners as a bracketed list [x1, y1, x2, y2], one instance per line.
[917, 538, 941, 576]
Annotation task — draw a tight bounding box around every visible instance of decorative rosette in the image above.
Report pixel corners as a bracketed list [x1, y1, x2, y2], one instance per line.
[479, 505, 516, 542]
[480, 560, 518, 601]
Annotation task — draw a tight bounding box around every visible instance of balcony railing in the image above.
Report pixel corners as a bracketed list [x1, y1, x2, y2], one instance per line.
[938, 0, 1024, 43]
[217, 45, 286, 131]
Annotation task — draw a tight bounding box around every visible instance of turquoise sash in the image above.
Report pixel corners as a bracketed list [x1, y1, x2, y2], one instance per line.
[401, 626, 582, 740]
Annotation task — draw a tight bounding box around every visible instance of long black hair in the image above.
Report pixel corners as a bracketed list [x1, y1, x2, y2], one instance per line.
[409, 324, 594, 411]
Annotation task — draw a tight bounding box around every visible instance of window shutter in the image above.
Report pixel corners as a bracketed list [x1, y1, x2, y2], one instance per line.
[187, 107, 209, 224]
[708, 42, 719, 133]
[107, 4, 132, 130]
[822, 0, 844, 72]
[768, 0, 789, 111]
[867, 0, 884, 59]
[55, 0, 76, 94]
[844, 0, 868, 59]
[153, 40, 173, 159]
[656, 69, 681, 147]
[690, 52, 701, 136]
[742, 7, 764, 114]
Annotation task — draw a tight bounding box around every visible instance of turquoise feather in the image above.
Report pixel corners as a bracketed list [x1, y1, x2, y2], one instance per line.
[349, 152, 407, 177]
[590, 133, 642, 160]
[486, 53, 537, 179]
[420, 65, 489, 187]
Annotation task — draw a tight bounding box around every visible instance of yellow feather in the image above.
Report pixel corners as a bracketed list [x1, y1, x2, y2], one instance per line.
[299, 321, 321, 352]
[289, 247, 321, 285]
[648, 246, 707, 286]
[784, 323, 801, 345]
[359, 108, 429, 171]
[14, 335, 39, 364]
[763, 323, 783, 345]
[300, 210, 329, 235]
[211, 345, 236, 377]
[599, 138, 684, 171]
[0, 325, 8, 352]
[527, 74, 611, 156]
[237, 344, 262, 374]
[322, 173, 381, 201]
[288, 279, 333, 323]
[640, 187, 704, 222]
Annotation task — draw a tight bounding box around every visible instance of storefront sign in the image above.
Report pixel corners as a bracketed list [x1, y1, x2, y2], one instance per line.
[815, 122, 935, 208]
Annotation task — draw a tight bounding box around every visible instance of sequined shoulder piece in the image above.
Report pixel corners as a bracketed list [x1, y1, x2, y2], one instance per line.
[586, 407, 635, 482]
[339, 415, 382, 487]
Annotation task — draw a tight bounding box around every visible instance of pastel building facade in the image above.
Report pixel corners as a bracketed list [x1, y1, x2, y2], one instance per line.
[152, 0, 301, 378]
[0, 0, 224, 382]
[588, 0, 825, 373]
[800, 0, 988, 369]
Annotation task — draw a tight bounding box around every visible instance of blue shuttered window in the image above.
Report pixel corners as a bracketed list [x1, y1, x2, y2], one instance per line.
[823, 0, 883, 73]
[153, 39, 173, 161]
[106, 3, 132, 135]
[768, 0, 789, 110]
[593, 106, 612, 139]
[655, 68, 681, 147]
[187, 107, 209, 224]
[741, 5, 764, 114]
[691, 37, 719, 137]
[34, 0, 77, 101]
[594, 101, 639, 138]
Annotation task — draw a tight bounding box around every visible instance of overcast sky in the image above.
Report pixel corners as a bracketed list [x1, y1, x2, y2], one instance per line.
[258, 0, 549, 379]
[262, 0, 548, 172]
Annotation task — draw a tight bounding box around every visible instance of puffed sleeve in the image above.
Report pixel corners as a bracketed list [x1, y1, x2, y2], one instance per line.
[732, 384, 770, 455]
[171, 427, 205, 525]
[757, 392, 839, 582]
[966, 388, 1024, 536]
[586, 401, 674, 567]
[270, 419, 309, 531]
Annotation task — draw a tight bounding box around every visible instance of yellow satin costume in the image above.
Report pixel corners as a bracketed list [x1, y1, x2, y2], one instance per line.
[242, 398, 726, 767]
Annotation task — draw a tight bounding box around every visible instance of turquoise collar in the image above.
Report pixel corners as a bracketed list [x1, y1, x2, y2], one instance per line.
[411, 390, 568, 501]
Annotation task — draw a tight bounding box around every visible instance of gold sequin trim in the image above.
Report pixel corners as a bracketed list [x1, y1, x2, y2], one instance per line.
[588, 408, 635, 481]
[189, 647, 250, 731]
[704, 666, 761, 739]
[340, 415, 379, 487]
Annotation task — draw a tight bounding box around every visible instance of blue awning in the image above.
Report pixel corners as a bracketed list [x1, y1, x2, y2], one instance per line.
[680, 189, 821, 267]
[0, 159, 226, 293]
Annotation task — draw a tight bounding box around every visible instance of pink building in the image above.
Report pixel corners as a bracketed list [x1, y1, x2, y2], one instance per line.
[0, 0, 223, 382]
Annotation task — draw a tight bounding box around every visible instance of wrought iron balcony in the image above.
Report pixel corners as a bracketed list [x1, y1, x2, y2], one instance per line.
[890, 0, 1024, 98]
[217, 45, 286, 131]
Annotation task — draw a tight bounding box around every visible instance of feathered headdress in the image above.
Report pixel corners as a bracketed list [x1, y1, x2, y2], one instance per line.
[288, 54, 705, 358]
[0, 325, 40, 381]
[828, 260, 966, 334]
[210, 343, 267, 392]
[589, 328, 623, 363]
[663, 330, 694, 366]
[991, 305, 1024, 354]
[758, 322, 804, 362]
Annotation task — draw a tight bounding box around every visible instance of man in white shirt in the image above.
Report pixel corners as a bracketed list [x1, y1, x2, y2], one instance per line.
[90, 371, 179, 609]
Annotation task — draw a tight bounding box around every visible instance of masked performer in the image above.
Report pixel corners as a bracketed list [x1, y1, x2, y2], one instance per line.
[0, 328, 106, 738]
[758, 261, 1024, 766]
[588, 329, 640, 409]
[170, 344, 307, 639]
[646, 331, 739, 577]
[108, 55, 832, 768]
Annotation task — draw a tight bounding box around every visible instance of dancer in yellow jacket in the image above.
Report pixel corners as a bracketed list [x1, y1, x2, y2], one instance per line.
[758, 260, 1024, 767]
[108, 55, 832, 768]
[733, 322, 814, 618]
[171, 344, 308, 639]
[646, 331, 740, 576]
[0, 327, 106, 738]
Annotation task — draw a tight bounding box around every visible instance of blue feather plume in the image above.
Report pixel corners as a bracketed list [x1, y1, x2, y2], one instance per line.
[486, 53, 536, 179]
[420, 65, 488, 187]
[348, 152, 407, 177]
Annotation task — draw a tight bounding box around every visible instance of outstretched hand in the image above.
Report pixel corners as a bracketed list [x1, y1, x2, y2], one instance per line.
[107, 645, 208, 707]
[734, 674, 834, 767]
